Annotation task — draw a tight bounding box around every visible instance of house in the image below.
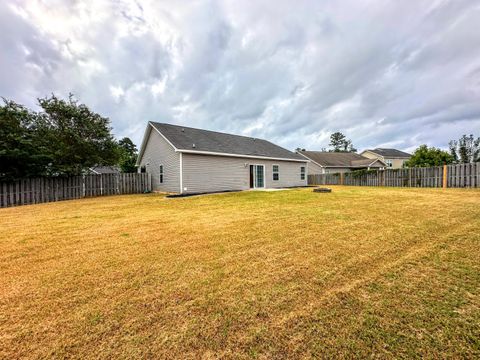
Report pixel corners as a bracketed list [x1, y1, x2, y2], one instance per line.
[360, 148, 411, 169]
[297, 150, 386, 174]
[136, 122, 308, 194]
[88, 166, 121, 174]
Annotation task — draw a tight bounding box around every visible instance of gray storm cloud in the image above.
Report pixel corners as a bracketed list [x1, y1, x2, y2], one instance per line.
[1, 0, 479, 152]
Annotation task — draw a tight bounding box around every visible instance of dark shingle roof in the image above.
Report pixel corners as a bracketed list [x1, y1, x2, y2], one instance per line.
[365, 148, 411, 158]
[150, 122, 305, 161]
[298, 151, 384, 168]
[351, 158, 382, 167]
[89, 166, 120, 174]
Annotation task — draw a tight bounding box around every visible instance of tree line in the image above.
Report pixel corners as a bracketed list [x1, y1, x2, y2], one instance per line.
[404, 139, 480, 168]
[0, 95, 138, 181]
[300, 132, 480, 167]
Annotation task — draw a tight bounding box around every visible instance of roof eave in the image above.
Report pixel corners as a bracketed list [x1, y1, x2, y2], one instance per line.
[136, 122, 179, 166]
[361, 150, 410, 158]
[178, 149, 307, 162]
[135, 124, 152, 166]
[366, 159, 387, 167]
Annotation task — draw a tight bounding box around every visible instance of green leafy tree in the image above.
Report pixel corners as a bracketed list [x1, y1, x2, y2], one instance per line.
[0, 94, 121, 180]
[328, 132, 356, 152]
[118, 137, 138, 173]
[37, 94, 120, 176]
[404, 145, 454, 167]
[0, 99, 51, 180]
[449, 134, 480, 163]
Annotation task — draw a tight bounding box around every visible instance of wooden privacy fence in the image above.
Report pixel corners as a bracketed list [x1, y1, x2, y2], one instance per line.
[0, 173, 152, 208]
[308, 163, 480, 188]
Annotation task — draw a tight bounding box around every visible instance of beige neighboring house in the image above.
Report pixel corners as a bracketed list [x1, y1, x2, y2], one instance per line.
[297, 151, 386, 174]
[360, 148, 411, 169]
[136, 122, 308, 194]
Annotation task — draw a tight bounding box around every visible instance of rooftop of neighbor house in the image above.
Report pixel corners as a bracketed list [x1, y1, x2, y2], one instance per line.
[149, 122, 306, 161]
[89, 166, 120, 174]
[363, 148, 412, 158]
[297, 150, 384, 168]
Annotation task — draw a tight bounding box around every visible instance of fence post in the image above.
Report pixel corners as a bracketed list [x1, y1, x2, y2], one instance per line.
[443, 164, 448, 189]
[340, 172, 344, 186]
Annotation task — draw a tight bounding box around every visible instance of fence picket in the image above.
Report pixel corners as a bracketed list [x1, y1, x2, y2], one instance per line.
[308, 165, 480, 190]
[0, 173, 152, 208]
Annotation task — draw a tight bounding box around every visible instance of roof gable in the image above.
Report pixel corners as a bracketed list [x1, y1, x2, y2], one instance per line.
[149, 122, 305, 161]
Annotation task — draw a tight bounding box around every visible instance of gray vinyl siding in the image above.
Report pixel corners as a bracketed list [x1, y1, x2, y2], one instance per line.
[182, 154, 307, 194]
[307, 161, 324, 175]
[137, 129, 180, 192]
[265, 160, 307, 188]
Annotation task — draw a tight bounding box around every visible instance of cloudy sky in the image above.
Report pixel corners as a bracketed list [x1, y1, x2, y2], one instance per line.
[2, 0, 480, 152]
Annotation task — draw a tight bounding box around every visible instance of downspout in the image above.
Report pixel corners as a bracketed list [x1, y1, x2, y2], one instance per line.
[179, 152, 183, 194]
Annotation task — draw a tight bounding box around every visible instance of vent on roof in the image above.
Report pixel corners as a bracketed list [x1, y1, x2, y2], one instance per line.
[192, 143, 196, 148]
[181, 128, 185, 132]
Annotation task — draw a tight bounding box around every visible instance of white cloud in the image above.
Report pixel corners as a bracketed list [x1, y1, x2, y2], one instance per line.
[1, 0, 480, 152]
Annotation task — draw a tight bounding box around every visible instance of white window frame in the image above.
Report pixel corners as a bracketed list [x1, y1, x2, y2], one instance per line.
[272, 164, 279, 181]
[159, 164, 164, 184]
[386, 159, 393, 167]
[300, 166, 306, 180]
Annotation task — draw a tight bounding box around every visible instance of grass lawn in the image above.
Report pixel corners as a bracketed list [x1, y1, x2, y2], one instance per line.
[1, 186, 479, 359]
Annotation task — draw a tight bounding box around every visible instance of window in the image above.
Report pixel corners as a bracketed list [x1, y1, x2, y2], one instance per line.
[386, 159, 393, 167]
[300, 166, 306, 180]
[159, 165, 164, 183]
[273, 165, 279, 181]
[140, 166, 146, 173]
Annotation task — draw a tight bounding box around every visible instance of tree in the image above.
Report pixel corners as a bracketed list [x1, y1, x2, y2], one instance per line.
[37, 94, 120, 176]
[449, 134, 480, 163]
[118, 137, 138, 173]
[448, 140, 459, 163]
[404, 145, 454, 167]
[328, 132, 356, 152]
[0, 99, 51, 180]
[0, 94, 121, 180]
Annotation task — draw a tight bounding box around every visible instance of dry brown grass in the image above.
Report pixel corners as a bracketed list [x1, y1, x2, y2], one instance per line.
[0, 186, 479, 359]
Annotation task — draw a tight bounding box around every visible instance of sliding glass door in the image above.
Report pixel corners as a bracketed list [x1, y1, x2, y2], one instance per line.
[250, 165, 265, 188]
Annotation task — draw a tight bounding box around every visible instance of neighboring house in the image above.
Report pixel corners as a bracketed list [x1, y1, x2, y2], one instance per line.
[136, 122, 308, 194]
[297, 150, 386, 175]
[88, 166, 121, 174]
[360, 148, 411, 169]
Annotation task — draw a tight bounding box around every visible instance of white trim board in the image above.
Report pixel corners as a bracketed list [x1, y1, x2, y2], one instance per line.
[150, 122, 178, 151]
[135, 125, 152, 166]
[178, 149, 307, 163]
[136, 122, 179, 166]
